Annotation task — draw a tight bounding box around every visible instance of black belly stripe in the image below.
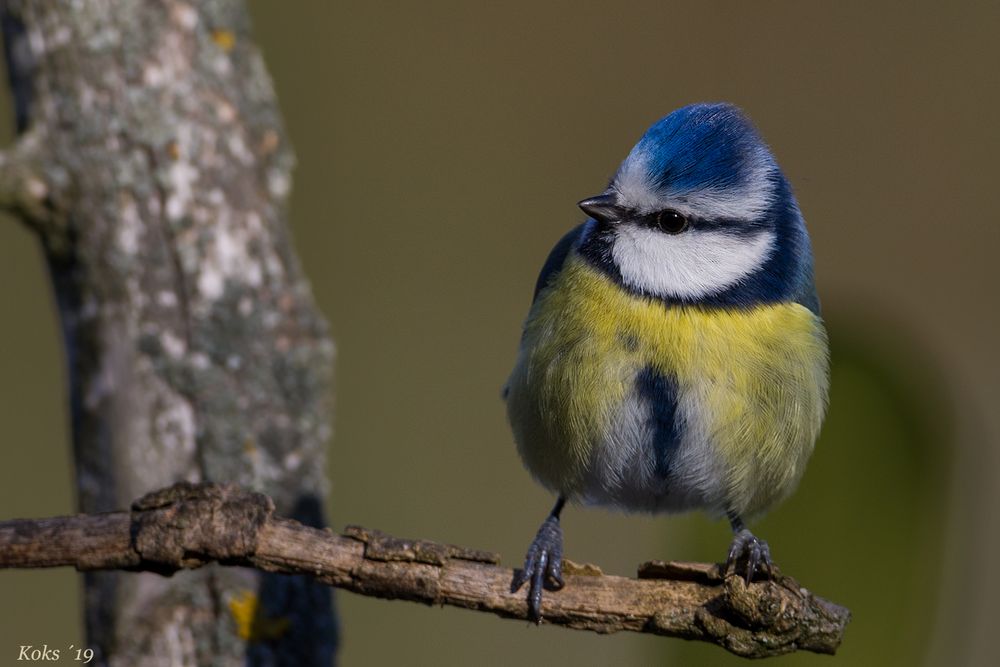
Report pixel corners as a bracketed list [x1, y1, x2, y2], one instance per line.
[635, 366, 681, 478]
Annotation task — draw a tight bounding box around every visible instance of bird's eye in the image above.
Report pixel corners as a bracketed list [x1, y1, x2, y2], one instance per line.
[655, 209, 689, 234]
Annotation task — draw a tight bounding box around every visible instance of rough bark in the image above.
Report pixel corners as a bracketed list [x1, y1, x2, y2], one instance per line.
[0, 482, 851, 660]
[0, 2, 336, 665]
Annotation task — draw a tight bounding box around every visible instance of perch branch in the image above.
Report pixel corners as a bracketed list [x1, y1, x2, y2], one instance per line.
[0, 482, 849, 659]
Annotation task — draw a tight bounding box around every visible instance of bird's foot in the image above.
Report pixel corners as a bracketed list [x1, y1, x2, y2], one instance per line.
[725, 528, 773, 583]
[511, 514, 564, 623]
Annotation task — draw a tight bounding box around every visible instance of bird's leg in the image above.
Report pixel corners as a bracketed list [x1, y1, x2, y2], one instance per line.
[724, 511, 773, 583]
[511, 496, 566, 623]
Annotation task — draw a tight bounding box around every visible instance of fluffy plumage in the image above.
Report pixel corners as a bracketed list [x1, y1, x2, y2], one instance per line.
[506, 254, 827, 518]
[506, 103, 829, 519]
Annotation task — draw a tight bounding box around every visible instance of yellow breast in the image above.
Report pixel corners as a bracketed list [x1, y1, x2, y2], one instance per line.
[505, 253, 829, 517]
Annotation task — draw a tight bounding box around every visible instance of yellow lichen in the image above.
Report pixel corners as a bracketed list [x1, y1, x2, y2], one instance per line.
[211, 29, 236, 52]
[228, 590, 291, 642]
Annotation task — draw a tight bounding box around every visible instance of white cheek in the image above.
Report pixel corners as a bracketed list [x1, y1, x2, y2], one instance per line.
[611, 225, 776, 299]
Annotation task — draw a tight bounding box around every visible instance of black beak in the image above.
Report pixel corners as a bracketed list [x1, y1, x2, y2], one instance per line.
[578, 193, 627, 223]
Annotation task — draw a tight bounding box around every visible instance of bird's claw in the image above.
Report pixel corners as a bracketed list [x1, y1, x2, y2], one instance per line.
[511, 514, 564, 622]
[725, 528, 773, 583]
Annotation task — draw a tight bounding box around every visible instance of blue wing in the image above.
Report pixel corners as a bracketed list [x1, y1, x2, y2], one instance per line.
[531, 223, 588, 303]
[503, 223, 587, 401]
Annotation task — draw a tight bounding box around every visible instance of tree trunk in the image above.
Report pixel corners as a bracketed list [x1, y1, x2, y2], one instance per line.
[0, 1, 337, 664]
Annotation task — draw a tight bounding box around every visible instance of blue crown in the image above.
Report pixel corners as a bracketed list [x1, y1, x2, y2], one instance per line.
[625, 103, 776, 197]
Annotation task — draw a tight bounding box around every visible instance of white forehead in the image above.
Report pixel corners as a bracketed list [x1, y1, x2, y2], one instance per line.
[611, 224, 776, 300]
[612, 147, 778, 221]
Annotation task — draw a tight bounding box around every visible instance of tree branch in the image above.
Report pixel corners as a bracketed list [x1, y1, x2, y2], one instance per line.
[1, 2, 338, 661]
[0, 482, 849, 659]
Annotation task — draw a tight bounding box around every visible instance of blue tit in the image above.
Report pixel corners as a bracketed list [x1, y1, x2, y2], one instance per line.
[505, 103, 829, 621]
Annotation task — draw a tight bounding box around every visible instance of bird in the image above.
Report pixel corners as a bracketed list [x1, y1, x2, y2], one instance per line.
[504, 103, 829, 621]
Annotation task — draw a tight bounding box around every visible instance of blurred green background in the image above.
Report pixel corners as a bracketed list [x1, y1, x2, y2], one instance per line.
[2, 1, 998, 665]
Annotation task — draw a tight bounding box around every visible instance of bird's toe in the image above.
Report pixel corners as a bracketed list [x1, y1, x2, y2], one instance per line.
[726, 528, 774, 583]
[512, 515, 564, 622]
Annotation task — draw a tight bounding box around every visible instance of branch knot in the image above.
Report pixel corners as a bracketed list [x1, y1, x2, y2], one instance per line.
[129, 481, 274, 573]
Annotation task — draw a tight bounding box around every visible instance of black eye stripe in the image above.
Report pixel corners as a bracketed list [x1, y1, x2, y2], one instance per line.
[636, 209, 690, 234]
